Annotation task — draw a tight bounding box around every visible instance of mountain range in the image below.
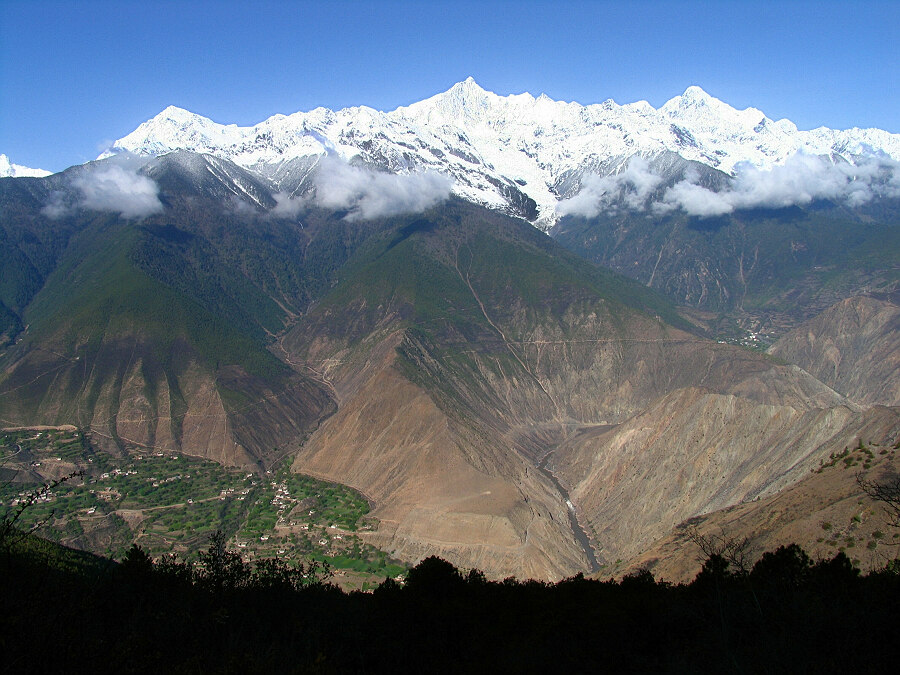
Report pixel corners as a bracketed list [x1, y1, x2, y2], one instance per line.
[101, 78, 900, 230]
[2, 80, 899, 580]
[0, 154, 51, 179]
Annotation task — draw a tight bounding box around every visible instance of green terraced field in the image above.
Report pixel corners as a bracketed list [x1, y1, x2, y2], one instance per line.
[0, 427, 405, 579]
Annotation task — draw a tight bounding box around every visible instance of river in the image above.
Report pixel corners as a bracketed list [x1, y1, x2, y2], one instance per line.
[538, 452, 600, 574]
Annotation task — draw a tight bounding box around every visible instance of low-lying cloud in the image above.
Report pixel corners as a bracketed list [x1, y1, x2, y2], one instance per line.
[270, 192, 304, 218]
[557, 157, 662, 218]
[658, 154, 900, 217]
[40, 191, 69, 219]
[41, 161, 164, 219]
[559, 153, 900, 219]
[226, 194, 259, 216]
[307, 155, 452, 220]
[73, 164, 164, 218]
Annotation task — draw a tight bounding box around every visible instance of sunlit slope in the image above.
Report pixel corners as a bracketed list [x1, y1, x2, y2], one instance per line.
[280, 200, 872, 579]
[4, 158, 895, 581]
[769, 295, 900, 407]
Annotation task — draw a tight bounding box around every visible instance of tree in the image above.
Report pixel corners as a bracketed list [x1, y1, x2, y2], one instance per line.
[120, 543, 154, 578]
[750, 544, 811, 588]
[858, 471, 900, 531]
[251, 555, 331, 591]
[685, 525, 753, 575]
[0, 469, 84, 558]
[195, 529, 249, 592]
[403, 556, 465, 597]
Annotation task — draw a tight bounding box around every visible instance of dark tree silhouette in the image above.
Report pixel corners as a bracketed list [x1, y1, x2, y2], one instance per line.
[195, 529, 250, 592]
[858, 470, 900, 531]
[685, 525, 753, 575]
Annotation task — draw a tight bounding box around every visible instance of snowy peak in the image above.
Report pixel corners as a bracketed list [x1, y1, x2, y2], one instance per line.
[154, 105, 204, 124]
[437, 76, 492, 103]
[396, 77, 500, 124]
[0, 153, 52, 178]
[102, 105, 243, 159]
[441, 77, 494, 118]
[102, 81, 900, 228]
[661, 86, 767, 131]
[452, 75, 486, 95]
[666, 85, 718, 108]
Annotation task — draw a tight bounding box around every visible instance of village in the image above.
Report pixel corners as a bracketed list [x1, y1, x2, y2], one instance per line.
[1, 426, 406, 589]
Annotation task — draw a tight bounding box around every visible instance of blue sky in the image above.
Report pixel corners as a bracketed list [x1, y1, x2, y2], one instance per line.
[2, 0, 898, 173]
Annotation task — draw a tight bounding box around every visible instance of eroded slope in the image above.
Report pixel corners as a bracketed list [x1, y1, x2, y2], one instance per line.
[769, 295, 900, 407]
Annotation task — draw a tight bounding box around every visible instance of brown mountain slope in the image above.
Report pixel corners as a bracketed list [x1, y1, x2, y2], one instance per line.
[289, 294, 889, 579]
[768, 295, 900, 407]
[0, 339, 334, 468]
[289, 328, 588, 580]
[555, 392, 900, 573]
[622, 410, 900, 582]
[279, 205, 890, 580]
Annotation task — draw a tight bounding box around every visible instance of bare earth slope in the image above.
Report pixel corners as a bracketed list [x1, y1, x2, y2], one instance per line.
[289, 329, 588, 580]
[624, 412, 900, 583]
[279, 202, 894, 579]
[768, 295, 900, 407]
[0, 341, 332, 468]
[4, 158, 897, 580]
[556, 394, 900, 574]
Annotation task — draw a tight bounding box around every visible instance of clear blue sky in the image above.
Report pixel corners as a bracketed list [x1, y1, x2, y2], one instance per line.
[2, 0, 898, 173]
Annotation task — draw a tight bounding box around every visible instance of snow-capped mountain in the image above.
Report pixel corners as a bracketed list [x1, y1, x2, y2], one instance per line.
[0, 154, 51, 178]
[102, 78, 900, 229]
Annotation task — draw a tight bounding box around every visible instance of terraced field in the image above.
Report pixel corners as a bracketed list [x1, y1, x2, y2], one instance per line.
[0, 426, 406, 587]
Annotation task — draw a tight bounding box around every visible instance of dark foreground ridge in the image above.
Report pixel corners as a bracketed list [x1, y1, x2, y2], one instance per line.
[2, 532, 899, 673]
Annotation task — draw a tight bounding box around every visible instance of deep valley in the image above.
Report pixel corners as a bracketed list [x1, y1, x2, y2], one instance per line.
[2, 81, 900, 585]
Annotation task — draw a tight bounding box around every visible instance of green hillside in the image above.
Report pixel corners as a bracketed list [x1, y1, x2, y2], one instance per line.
[295, 198, 689, 348]
[0, 161, 351, 460]
[553, 199, 900, 335]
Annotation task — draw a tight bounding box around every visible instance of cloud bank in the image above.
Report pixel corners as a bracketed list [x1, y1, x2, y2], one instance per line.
[559, 153, 900, 219]
[42, 161, 164, 219]
[557, 157, 662, 218]
[658, 155, 900, 217]
[40, 191, 69, 218]
[72, 164, 164, 218]
[308, 155, 452, 220]
[270, 192, 304, 217]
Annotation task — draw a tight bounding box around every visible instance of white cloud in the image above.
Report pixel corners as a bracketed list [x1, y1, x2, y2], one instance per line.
[560, 152, 899, 219]
[730, 154, 864, 209]
[657, 180, 733, 217]
[270, 192, 303, 217]
[888, 165, 900, 198]
[308, 155, 452, 220]
[656, 154, 900, 218]
[557, 157, 663, 218]
[227, 195, 258, 216]
[72, 164, 163, 218]
[40, 191, 70, 219]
